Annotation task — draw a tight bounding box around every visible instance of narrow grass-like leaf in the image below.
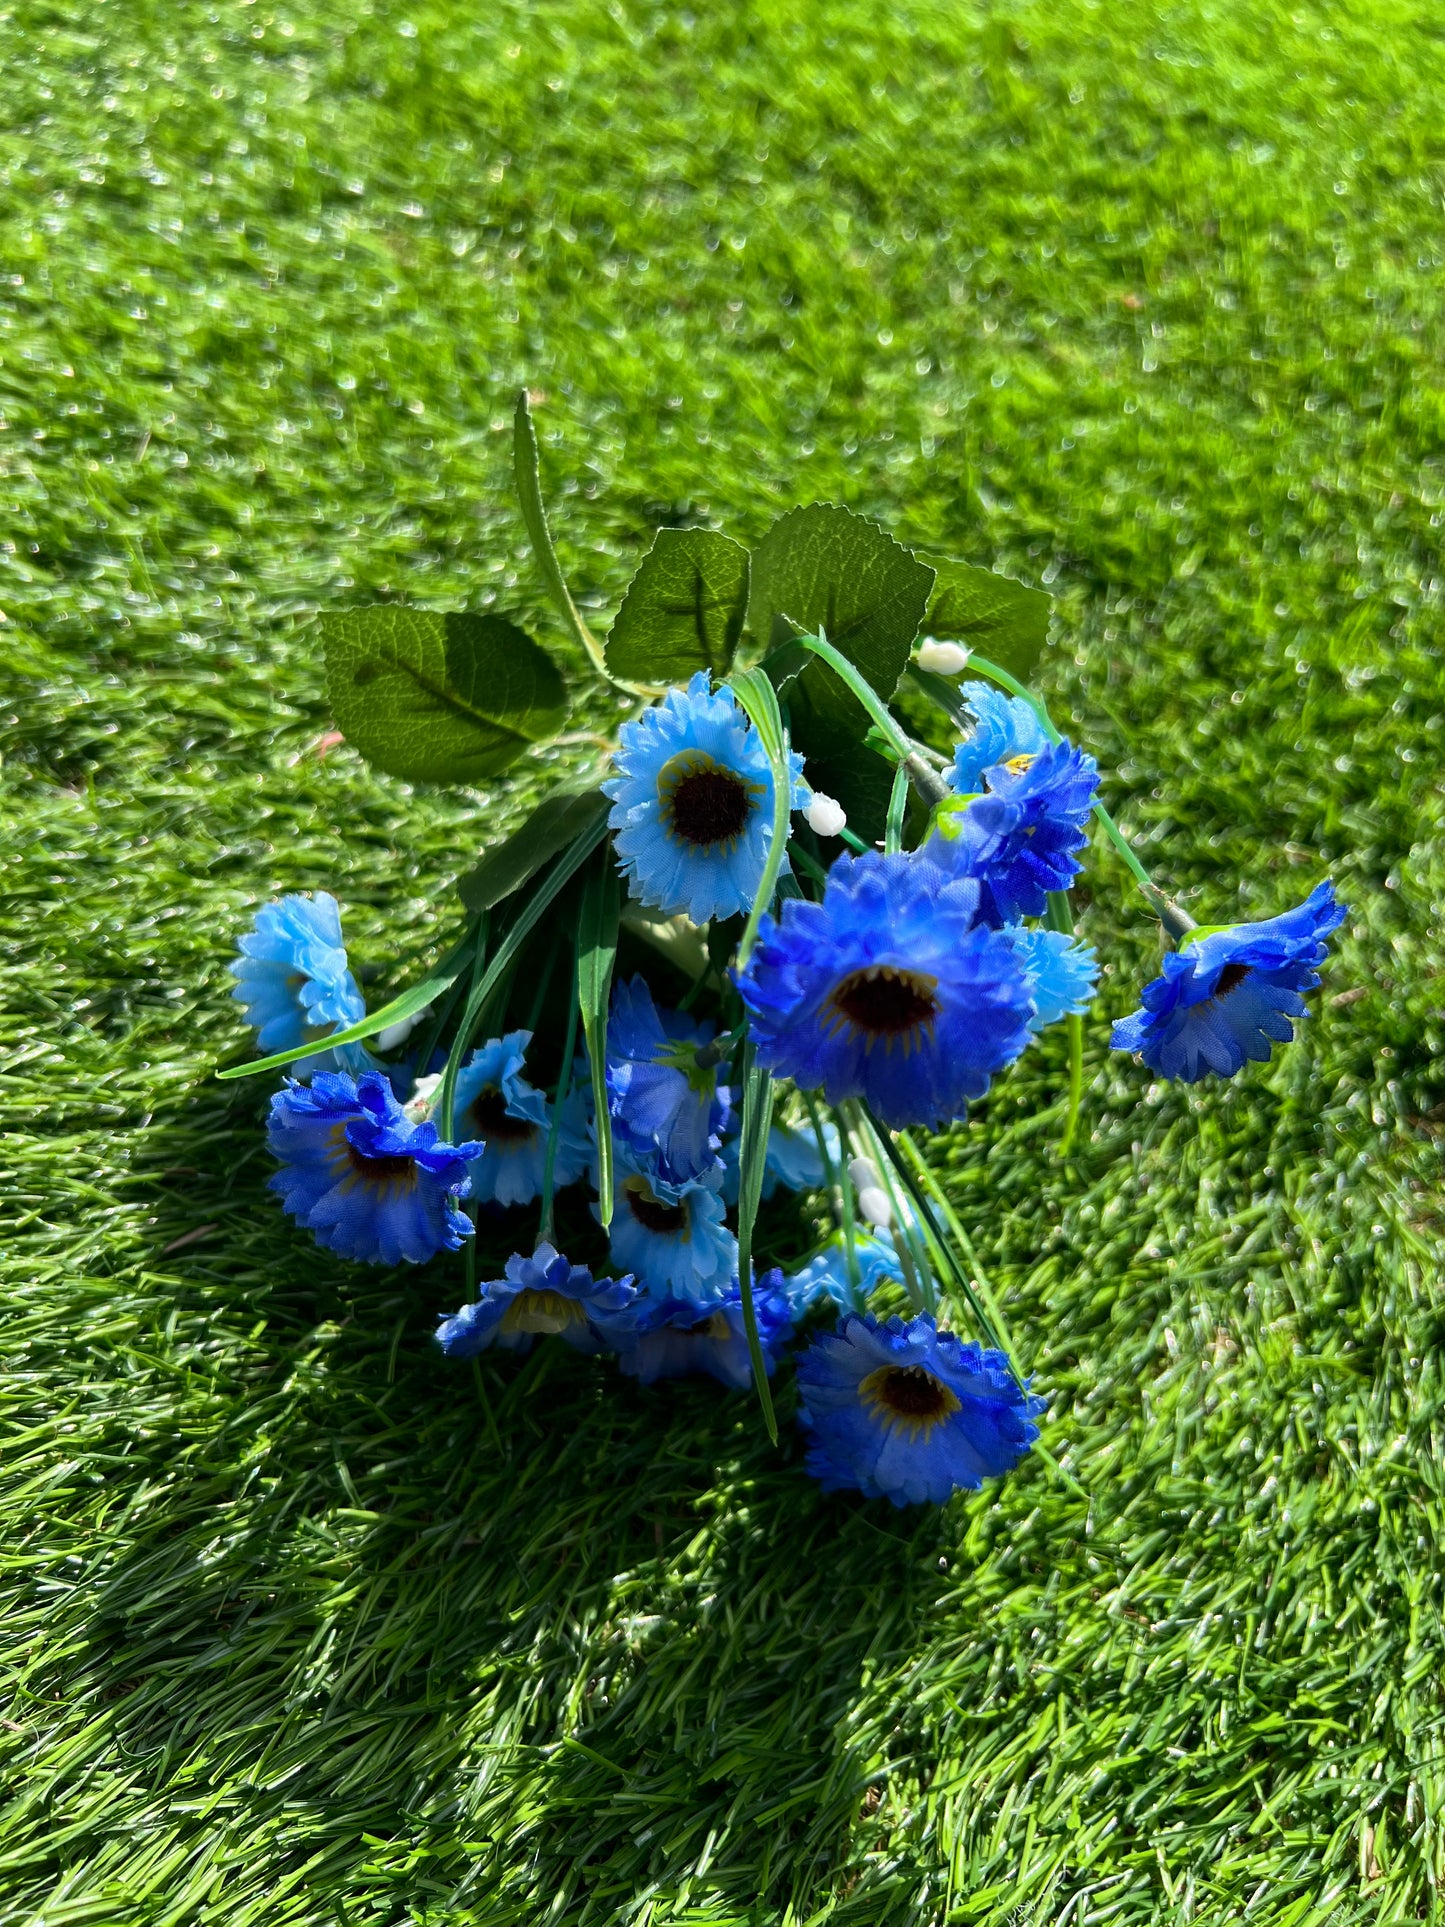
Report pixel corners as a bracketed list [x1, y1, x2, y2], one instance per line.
[438, 810, 610, 1139]
[606, 527, 750, 683]
[885, 763, 909, 854]
[576, 849, 621, 1229]
[456, 788, 608, 916]
[729, 668, 795, 971]
[216, 926, 478, 1080]
[538, 949, 582, 1244]
[322, 608, 567, 785]
[735, 1039, 779, 1443]
[513, 390, 611, 684]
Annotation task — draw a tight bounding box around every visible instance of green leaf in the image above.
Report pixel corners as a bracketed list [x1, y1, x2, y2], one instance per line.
[735, 1041, 779, 1443]
[322, 607, 568, 786]
[216, 927, 476, 1081]
[577, 853, 621, 1229]
[456, 787, 609, 915]
[606, 528, 750, 683]
[923, 556, 1051, 681]
[748, 503, 935, 699]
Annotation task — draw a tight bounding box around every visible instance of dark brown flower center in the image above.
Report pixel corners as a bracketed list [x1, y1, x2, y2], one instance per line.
[661, 753, 756, 848]
[859, 1363, 962, 1436]
[345, 1143, 416, 1186]
[624, 1179, 688, 1237]
[828, 965, 940, 1050]
[1214, 962, 1251, 996]
[467, 1085, 537, 1143]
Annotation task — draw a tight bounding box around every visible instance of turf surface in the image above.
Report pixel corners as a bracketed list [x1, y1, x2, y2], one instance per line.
[4, 0, 1444, 1920]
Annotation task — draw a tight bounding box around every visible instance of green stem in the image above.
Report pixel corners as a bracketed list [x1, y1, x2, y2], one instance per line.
[798, 633, 913, 761]
[893, 1127, 1023, 1376]
[538, 959, 581, 1246]
[735, 1040, 780, 1444]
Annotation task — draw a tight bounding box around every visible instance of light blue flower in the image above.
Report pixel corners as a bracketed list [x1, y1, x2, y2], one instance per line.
[605, 1272, 794, 1389]
[785, 1232, 905, 1311]
[602, 671, 807, 924]
[267, 1070, 480, 1266]
[797, 1312, 1043, 1506]
[606, 977, 731, 1186]
[232, 893, 367, 1076]
[1002, 926, 1099, 1031]
[720, 1117, 840, 1207]
[949, 683, 1052, 795]
[1112, 881, 1346, 1082]
[452, 1030, 590, 1208]
[601, 1150, 737, 1301]
[435, 1244, 636, 1357]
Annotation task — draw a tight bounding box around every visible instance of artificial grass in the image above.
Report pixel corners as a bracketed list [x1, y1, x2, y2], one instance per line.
[3, 0, 1444, 1919]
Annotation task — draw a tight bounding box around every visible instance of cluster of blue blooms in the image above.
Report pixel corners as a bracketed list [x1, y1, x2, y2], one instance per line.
[233, 654, 1347, 1510]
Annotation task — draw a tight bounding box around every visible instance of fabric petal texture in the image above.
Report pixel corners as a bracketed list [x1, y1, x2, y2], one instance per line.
[601, 1150, 738, 1301]
[735, 849, 1034, 1130]
[602, 671, 807, 924]
[604, 1271, 794, 1388]
[232, 892, 367, 1075]
[796, 1312, 1043, 1506]
[1111, 880, 1346, 1082]
[435, 1244, 636, 1357]
[606, 977, 731, 1186]
[267, 1070, 480, 1266]
[451, 1030, 591, 1208]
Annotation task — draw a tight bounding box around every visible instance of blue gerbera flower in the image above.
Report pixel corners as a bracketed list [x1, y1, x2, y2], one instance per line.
[602, 1150, 737, 1300]
[602, 671, 808, 924]
[786, 1232, 905, 1311]
[1111, 880, 1347, 1083]
[267, 1070, 480, 1265]
[451, 1030, 591, 1208]
[232, 892, 367, 1075]
[796, 1312, 1044, 1506]
[939, 741, 1100, 924]
[435, 1244, 636, 1357]
[606, 1271, 794, 1389]
[949, 683, 1053, 795]
[606, 977, 731, 1186]
[735, 850, 1034, 1130]
[1002, 926, 1099, 1031]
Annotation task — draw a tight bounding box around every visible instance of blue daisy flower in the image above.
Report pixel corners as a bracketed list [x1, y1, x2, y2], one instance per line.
[939, 741, 1100, 924]
[1002, 926, 1099, 1032]
[796, 1312, 1044, 1506]
[735, 850, 1034, 1130]
[1111, 880, 1347, 1083]
[601, 1150, 737, 1300]
[232, 892, 367, 1075]
[786, 1232, 905, 1311]
[602, 670, 808, 924]
[435, 1244, 636, 1357]
[606, 1271, 794, 1389]
[452, 1030, 591, 1208]
[720, 1117, 840, 1207]
[949, 682, 1052, 795]
[267, 1069, 480, 1266]
[606, 977, 732, 1186]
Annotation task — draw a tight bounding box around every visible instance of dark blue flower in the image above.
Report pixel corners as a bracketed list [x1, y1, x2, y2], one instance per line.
[938, 741, 1099, 923]
[606, 977, 731, 1185]
[267, 1070, 481, 1265]
[601, 1149, 737, 1300]
[232, 892, 367, 1075]
[1111, 880, 1347, 1082]
[735, 850, 1034, 1130]
[796, 1312, 1043, 1506]
[603, 671, 808, 924]
[435, 1244, 636, 1357]
[605, 1271, 793, 1389]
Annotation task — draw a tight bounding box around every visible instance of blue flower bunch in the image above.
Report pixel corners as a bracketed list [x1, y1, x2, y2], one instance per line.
[219, 408, 1350, 1510]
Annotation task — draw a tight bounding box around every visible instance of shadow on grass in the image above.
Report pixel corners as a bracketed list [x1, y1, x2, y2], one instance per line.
[62, 1084, 969, 1923]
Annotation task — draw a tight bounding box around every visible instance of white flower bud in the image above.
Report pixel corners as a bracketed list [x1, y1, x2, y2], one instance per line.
[915, 638, 971, 676]
[803, 792, 848, 839]
[402, 1070, 442, 1125]
[856, 1186, 894, 1229]
[376, 1012, 421, 1052]
[847, 1155, 880, 1194]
